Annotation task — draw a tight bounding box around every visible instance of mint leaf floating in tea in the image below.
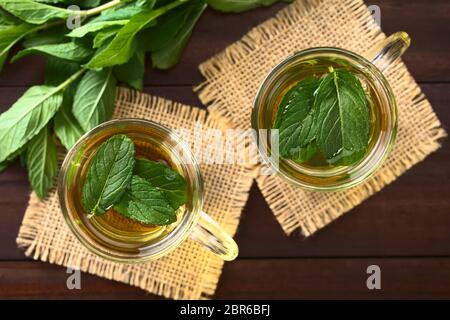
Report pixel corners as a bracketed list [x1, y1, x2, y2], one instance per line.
[114, 175, 178, 226]
[291, 142, 318, 164]
[275, 69, 370, 166]
[273, 76, 321, 160]
[81, 134, 135, 216]
[134, 158, 188, 209]
[314, 69, 370, 165]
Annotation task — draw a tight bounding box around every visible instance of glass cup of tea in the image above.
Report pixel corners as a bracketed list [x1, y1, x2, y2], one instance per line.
[252, 32, 411, 191]
[58, 119, 239, 263]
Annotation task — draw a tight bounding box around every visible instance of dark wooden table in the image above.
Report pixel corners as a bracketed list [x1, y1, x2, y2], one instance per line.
[1, 0, 449, 299]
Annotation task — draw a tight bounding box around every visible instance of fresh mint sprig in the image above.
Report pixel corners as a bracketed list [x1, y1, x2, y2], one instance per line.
[81, 134, 135, 216]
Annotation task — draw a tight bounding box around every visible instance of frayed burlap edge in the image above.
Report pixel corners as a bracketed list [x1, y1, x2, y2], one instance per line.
[194, 0, 447, 236]
[16, 87, 258, 300]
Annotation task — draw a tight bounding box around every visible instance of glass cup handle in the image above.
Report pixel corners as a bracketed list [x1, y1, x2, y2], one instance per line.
[189, 211, 239, 261]
[364, 32, 411, 73]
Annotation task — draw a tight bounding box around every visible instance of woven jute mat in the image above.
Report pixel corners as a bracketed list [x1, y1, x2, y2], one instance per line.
[196, 0, 446, 236]
[16, 88, 256, 300]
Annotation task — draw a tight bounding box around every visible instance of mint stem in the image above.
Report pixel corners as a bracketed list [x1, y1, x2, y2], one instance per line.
[83, 0, 122, 17]
[57, 68, 86, 91]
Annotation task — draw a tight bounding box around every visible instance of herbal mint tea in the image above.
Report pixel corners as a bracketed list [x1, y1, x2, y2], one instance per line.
[272, 61, 381, 169]
[67, 130, 188, 251]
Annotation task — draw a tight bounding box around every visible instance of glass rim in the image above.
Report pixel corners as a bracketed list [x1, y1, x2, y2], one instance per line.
[251, 47, 398, 191]
[58, 118, 204, 263]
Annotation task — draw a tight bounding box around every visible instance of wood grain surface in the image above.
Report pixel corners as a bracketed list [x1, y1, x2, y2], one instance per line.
[0, 0, 449, 299]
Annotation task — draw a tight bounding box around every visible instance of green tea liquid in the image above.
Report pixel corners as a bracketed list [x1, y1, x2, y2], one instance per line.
[67, 125, 185, 252]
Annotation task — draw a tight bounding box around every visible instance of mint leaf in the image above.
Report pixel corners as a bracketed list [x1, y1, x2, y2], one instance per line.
[76, 0, 102, 8]
[113, 51, 145, 90]
[291, 142, 318, 164]
[134, 158, 187, 209]
[143, 1, 193, 52]
[26, 124, 58, 199]
[73, 68, 117, 131]
[85, 0, 185, 69]
[0, 85, 63, 162]
[81, 134, 135, 215]
[0, 23, 35, 71]
[11, 41, 94, 63]
[22, 25, 66, 48]
[207, 0, 278, 13]
[150, 0, 206, 69]
[114, 175, 177, 225]
[45, 56, 80, 86]
[54, 94, 84, 149]
[275, 76, 321, 159]
[50, 56, 84, 151]
[0, 0, 72, 24]
[92, 26, 122, 49]
[0, 8, 20, 25]
[92, 1, 152, 22]
[67, 20, 129, 38]
[89, 0, 156, 48]
[314, 69, 370, 165]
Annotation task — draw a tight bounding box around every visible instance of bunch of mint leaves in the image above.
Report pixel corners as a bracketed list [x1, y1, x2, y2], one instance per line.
[273, 68, 371, 166]
[82, 134, 187, 225]
[0, 0, 287, 199]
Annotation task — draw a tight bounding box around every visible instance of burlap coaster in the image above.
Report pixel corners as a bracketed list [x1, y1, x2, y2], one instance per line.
[16, 88, 256, 300]
[196, 0, 446, 236]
